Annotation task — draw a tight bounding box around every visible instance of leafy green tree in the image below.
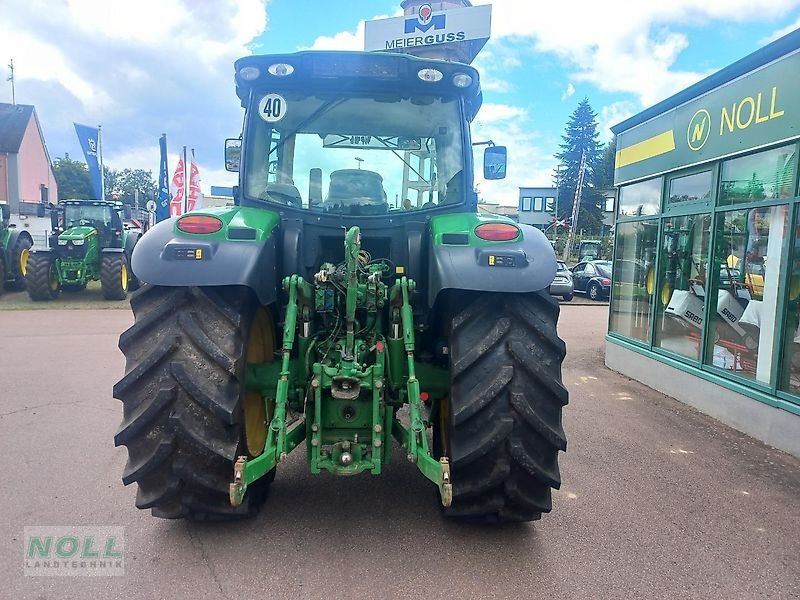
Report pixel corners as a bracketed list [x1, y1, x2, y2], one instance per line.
[53, 153, 93, 200]
[555, 99, 604, 233]
[105, 168, 157, 206]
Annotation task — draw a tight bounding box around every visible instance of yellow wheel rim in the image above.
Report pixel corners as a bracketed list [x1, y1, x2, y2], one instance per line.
[121, 263, 128, 291]
[646, 268, 655, 295]
[244, 308, 274, 457]
[661, 281, 672, 306]
[49, 263, 59, 291]
[20, 248, 30, 277]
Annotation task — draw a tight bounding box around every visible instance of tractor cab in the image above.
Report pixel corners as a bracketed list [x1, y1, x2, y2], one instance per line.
[227, 52, 505, 218]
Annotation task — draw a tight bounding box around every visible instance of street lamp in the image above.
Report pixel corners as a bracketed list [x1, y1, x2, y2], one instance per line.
[355, 157, 364, 170]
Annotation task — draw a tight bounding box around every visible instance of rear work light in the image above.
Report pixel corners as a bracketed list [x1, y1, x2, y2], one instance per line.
[474, 223, 520, 241]
[177, 215, 223, 234]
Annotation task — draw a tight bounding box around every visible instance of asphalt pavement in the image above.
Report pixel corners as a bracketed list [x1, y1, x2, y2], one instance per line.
[0, 305, 797, 599]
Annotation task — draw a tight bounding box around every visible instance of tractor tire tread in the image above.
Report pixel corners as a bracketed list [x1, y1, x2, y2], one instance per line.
[442, 290, 568, 523]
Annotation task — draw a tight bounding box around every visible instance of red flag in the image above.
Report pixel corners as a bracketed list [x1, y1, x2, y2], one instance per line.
[170, 158, 185, 216]
[188, 152, 202, 212]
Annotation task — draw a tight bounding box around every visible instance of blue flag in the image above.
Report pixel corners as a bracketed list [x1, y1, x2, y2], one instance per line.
[156, 134, 171, 223]
[74, 123, 103, 200]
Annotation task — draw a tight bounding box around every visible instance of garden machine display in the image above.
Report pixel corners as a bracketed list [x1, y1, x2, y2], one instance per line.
[114, 49, 568, 524]
[26, 199, 139, 300]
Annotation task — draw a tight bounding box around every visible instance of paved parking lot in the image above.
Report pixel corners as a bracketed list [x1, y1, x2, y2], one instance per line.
[0, 304, 798, 599]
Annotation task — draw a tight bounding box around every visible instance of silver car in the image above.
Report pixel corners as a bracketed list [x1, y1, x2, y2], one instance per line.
[550, 260, 574, 301]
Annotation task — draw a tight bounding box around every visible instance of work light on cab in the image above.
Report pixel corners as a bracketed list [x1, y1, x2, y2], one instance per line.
[177, 215, 223, 234]
[238, 66, 260, 81]
[417, 68, 443, 82]
[268, 63, 294, 76]
[452, 73, 473, 88]
[474, 223, 520, 241]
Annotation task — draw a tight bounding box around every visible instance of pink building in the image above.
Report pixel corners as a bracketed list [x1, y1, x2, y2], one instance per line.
[0, 103, 58, 216]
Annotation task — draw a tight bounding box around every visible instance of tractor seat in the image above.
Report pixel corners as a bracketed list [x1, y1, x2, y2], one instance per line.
[324, 169, 387, 214]
[261, 183, 303, 207]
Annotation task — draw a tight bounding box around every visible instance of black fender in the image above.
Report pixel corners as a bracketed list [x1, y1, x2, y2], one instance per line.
[5, 228, 33, 262]
[427, 223, 557, 307]
[131, 218, 278, 306]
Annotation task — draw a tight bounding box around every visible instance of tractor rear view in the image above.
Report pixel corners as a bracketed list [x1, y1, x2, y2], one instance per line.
[26, 200, 139, 301]
[114, 50, 568, 523]
[0, 202, 33, 295]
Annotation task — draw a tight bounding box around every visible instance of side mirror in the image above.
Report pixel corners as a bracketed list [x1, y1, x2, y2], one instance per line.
[50, 208, 60, 232]
[0, 203, 9, 222]
[309, 168, 323, 206]
[225, 138, 242, 172]
[483, 146, 507, 180]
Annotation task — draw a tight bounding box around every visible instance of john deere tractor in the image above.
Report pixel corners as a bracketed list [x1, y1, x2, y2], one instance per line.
[26, 199, 139, 300]
[0, 202, 33, 295]
[114, 50, 568, 523]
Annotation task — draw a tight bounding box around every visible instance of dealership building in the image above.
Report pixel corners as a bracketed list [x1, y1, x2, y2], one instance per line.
[605, 29, 800, 457]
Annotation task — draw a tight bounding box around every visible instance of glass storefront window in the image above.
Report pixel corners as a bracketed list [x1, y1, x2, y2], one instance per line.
[609, 220, 658, 342]
[780, 208, 800, 399]
[618, 177, 662, 218]
[705, 206, 790, 384]
[719, 144, 796, 206]
[654, 214, 712, 359]
[668, 170, 712, 206]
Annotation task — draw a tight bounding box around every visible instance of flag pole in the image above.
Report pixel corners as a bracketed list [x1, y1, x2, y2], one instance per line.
[98, 124, 105, 201]
[182, 145, 188, 214]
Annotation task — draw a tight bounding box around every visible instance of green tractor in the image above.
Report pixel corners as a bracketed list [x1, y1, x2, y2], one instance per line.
[578, 239, 602, 262]
[114, 50, 568, 523]
[0, 202, 33, 295]
[26, 199, 139, 301]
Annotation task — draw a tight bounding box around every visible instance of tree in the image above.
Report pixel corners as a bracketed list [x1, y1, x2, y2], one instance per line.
[555, 99, 604, 234]
[53, 153, 93, 200]
[595, 134, 617, 189]
[105, 168, 157, 206]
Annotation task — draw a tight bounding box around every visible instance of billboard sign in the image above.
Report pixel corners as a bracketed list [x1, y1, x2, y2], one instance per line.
[365, 4, 491, 55]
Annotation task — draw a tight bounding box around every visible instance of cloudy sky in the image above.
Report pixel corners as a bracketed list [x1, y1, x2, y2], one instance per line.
[1, 0, 799, 204]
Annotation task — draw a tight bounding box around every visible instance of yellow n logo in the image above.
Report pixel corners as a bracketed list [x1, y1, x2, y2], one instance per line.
[692, 118, 706, 144]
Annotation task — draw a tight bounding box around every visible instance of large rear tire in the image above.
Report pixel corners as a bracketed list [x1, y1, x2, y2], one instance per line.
[7, 234, 32, 291]
[438, 291, 568, 523]
[113, 285, 276, 520]
[26, 253, 61, 301]
[101, 254, 129, 300]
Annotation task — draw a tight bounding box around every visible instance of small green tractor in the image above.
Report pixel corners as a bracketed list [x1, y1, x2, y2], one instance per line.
[0, 202, 34, 295]
[115, 50, 568, 523]
[26, 199, 139, 301]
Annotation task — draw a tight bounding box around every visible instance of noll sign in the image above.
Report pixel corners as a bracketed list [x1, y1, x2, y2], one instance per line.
[24, 526, 124, 576]
[613, 50, 800, 185]
[365, 4, 491, 57]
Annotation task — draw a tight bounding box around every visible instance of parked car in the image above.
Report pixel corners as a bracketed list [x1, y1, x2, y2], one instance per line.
[571, 260, 612, 300]
[550, 260, 574, 301]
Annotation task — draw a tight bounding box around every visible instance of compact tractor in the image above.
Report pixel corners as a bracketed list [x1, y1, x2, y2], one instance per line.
[26, 199, 139, 300]
[114, 50, 568, 523]
[0, 202, 33, 295]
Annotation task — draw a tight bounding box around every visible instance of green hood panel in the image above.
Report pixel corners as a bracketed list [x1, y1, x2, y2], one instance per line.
[60, 226, 98, 241]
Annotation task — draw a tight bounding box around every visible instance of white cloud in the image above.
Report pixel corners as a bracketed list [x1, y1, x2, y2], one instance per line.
[304, 11, 401, 51]
[475, 103, 528, 124]
[598, 101, 639, 142]
[760, 17, 800, 44]
[561, 83, 575, 102]
[473, 0, 800, 107]
[0, 0, 269, 193]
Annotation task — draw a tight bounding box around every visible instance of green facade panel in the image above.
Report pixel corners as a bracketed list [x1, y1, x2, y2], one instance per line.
[615, 51, 800, 185]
